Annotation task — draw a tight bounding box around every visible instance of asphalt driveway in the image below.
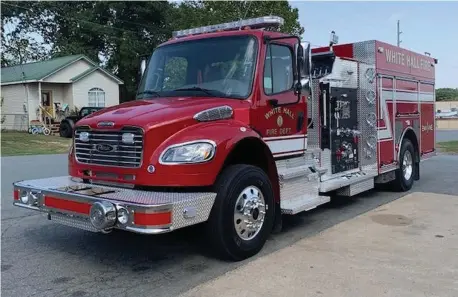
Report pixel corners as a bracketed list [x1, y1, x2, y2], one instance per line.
[2, 153, 458, 297]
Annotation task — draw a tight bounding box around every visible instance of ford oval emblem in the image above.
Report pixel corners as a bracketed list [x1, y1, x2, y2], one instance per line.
[97, 121, 115, 128]
[95, 144, 115, 152]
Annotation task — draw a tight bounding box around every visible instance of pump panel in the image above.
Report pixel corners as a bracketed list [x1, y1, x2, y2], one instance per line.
[329, 87, 359, 174]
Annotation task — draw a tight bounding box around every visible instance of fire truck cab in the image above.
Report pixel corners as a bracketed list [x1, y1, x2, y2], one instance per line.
[13, 16, 437, 261]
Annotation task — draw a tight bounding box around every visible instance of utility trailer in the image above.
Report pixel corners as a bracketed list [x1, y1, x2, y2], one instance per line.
[13, 16, 437, 261]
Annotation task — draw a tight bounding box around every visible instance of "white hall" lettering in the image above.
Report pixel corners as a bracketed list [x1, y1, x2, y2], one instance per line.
[385, 48, 431, 71]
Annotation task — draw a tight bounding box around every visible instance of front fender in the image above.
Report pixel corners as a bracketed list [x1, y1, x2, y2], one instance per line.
[148, 120, 265, 187]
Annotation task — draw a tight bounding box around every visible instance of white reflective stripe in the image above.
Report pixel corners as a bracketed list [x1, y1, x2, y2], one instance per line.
[378, 90, 393, 140]
[265, 137, 307, 154]
[378, 129, 392, 140]
[263, 134, 307, 141]
[382, 90, 434, 102]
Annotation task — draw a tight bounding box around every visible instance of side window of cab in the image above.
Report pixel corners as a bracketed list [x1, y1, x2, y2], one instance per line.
[263, 44, 294, 95]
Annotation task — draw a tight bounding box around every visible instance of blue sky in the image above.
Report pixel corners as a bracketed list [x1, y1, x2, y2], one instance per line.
[289, 1, 458, 88]
[5, 1, 457, 88]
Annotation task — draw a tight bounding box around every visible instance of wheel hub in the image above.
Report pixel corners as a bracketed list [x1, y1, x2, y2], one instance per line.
[234, 186, 266, 241]
[402, 150, 413, 180]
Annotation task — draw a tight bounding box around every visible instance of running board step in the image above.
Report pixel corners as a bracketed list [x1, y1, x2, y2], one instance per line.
[336, 178, 374, 197]
[281, 195, 330, 215]
[319, 171, 377, 193]
[278, 165, 314, 180]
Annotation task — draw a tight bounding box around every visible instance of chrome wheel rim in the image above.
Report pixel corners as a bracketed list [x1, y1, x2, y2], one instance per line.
[402, 150, 413, 180]
[233, 185, 266, 241]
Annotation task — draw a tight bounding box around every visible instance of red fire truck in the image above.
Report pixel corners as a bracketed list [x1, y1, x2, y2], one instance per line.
[13, 16, 437, 261]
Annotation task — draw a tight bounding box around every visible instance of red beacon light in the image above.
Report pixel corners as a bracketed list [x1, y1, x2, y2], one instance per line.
[171, 15, 284, 39]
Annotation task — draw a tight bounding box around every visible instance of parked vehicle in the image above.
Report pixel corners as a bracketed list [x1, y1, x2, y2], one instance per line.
[13, 16, 437, 261]
[59, 106, 104, 138]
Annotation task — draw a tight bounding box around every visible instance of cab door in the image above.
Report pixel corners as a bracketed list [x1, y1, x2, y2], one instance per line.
[251, 40, 307, 158]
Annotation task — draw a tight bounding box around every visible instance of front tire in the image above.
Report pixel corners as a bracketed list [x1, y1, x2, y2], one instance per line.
[391, 139, 416, 191]
[206, 164, 275, 261]
[59, 121, 72, 138]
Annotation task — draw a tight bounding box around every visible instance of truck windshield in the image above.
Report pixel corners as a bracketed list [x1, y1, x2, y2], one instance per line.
[136, 35, 258, 100]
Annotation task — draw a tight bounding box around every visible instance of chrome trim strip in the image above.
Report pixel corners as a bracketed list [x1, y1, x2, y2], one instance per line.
[124, 226, 172, 234]
[13, 202, 41, 211]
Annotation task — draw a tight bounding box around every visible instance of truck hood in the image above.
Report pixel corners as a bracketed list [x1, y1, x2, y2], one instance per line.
[76, 96, 249, 130]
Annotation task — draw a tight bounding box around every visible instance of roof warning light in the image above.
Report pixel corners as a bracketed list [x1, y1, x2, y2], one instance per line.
[172, 16, 285, 38]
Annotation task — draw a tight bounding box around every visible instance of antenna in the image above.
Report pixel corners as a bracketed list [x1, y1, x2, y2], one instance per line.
[397, 20, 402, 47]
[329, 31, 339, 51]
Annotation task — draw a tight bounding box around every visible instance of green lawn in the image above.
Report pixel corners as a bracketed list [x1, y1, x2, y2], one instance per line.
[2, 130, 458, 157]
[1, 131, 72, 156]
[437, 141, 458, 154]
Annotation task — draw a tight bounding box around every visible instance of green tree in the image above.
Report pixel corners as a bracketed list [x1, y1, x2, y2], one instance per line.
[436, 88, 458, 101]
[1, 1, 49, 66]
[2, 1, 173, 101]
[2, 0, 303, 101]
[170, 0, 304, 36]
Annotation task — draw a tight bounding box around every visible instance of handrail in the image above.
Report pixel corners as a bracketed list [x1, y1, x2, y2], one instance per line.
[38, 105, 53, 127]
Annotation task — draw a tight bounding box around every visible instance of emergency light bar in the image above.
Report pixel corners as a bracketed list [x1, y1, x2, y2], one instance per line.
[172, 16, 284, 38]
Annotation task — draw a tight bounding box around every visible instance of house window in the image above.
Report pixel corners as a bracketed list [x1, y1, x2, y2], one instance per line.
[88, 88, 105, 107]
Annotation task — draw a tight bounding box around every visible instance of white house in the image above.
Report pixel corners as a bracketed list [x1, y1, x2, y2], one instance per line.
[0, 54, 124, 130]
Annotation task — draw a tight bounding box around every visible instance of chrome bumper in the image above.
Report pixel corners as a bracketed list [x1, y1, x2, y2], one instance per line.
[13, 176, 217, 234]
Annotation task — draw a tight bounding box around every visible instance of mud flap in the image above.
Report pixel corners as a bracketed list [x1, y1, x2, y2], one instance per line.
[414, 161, 420, 180]
[272, 201, 283, 234]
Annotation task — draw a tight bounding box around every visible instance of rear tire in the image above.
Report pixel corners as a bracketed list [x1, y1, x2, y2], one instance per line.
[391, 139, 415, 191]
[205, 164, 275, 261]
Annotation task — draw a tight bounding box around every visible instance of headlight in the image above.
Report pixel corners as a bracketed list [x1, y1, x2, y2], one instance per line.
[160, 141, 216, 164]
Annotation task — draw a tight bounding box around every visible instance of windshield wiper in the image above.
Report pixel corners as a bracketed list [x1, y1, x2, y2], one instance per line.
[136, 90, 161, 98]
[172, 86, 223, 97]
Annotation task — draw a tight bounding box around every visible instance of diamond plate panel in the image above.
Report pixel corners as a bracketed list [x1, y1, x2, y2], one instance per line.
[307, 78, 321, 149]
[49, 212, 100, 232]
[170, 196, 216, 230]
[276, 154, 320, 203]
[14, 176, 217, 232]
[353, 41, 378, 174]
[353, 40, 376, 65]
[336, 177, 374, 196]
[15, 176, 217, 206]
[276, 153, 319, 170]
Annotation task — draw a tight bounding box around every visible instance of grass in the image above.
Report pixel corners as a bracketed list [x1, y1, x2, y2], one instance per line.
[437, 141, 458, 154]
[1, 131, 72, 157]
[2, 130, 458, 157]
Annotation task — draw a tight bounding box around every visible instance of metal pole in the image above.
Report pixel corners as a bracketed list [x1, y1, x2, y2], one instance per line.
[397, 20, 402, 47]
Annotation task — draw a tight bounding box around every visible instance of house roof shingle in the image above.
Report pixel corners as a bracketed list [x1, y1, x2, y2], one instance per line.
[1, 54, 123, 85]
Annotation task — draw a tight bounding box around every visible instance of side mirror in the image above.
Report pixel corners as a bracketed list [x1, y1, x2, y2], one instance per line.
[140, 56, 147, 77]
[137, 54, 149, 87]
[295, 43, 304, 80]
[294, 42, 312, 94]
[302, 42, 311, 78]
[300, 78, 310, 89]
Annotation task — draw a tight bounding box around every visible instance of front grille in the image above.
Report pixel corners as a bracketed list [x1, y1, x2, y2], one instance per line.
[74, 126, 143, 168]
